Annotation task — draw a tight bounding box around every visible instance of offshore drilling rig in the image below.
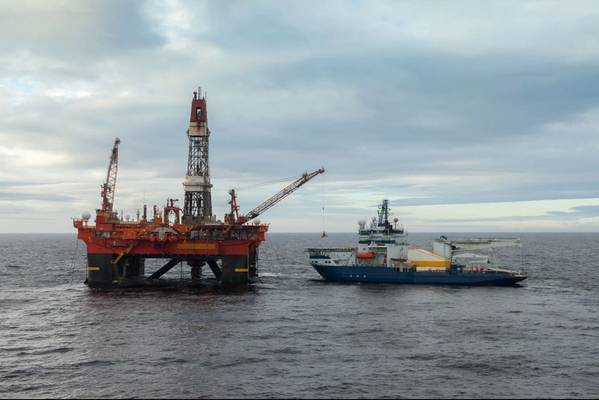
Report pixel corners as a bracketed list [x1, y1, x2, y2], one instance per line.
[73, 88, 324, 288]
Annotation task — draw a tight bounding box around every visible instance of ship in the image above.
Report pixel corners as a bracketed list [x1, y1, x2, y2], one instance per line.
[306, 200, 527, 286]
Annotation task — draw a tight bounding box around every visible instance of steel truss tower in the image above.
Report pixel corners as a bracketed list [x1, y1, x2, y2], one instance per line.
[183, 88, 212, 224]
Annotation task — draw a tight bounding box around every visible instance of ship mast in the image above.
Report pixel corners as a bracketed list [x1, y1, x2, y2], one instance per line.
[377, 199, 390, 227]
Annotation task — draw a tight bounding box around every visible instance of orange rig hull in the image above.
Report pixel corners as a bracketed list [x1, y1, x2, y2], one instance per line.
[74, 211, 268, 288]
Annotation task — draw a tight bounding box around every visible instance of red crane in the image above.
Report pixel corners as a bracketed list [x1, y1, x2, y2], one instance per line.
[101, 137, 120, 212]
[231, 167, 325, 225]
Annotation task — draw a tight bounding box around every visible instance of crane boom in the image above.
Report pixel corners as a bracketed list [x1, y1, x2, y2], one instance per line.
[101, 137, 121, 212]
[237, 167, 325, 224]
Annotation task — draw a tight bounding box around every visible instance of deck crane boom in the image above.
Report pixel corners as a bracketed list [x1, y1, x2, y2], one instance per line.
[100, 137, 121, 212]
[232, 167, 325, 224]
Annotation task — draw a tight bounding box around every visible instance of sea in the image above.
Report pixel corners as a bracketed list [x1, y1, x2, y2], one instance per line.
[1, 232, 598, 398]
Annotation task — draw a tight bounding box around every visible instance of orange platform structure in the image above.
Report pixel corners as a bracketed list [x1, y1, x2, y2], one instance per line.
[73, 88, 324, 288]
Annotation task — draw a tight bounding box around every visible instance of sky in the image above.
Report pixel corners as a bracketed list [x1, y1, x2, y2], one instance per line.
[1, 0, 599, 233]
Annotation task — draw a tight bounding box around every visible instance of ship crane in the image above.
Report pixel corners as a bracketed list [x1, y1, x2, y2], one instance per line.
[100, 137, 120, 213]
[228, 167, 325, 225]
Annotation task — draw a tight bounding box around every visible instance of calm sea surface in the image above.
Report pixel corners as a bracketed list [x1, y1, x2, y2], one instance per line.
[1, 233, 598, 398]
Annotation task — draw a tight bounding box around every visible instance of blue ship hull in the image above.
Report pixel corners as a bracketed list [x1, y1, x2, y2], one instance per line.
[312, 265, 526, 286]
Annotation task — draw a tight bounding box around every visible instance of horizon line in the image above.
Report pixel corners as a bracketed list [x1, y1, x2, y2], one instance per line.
[2, 231, 599, 235]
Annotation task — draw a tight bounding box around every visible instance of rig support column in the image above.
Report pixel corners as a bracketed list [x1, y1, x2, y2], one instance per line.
[189, 260, 203, 282]
[86, 254, 115, 288]
[124, 256, 145, 279]
[249, 248, 258, 278]
[220, 255, 249, 287]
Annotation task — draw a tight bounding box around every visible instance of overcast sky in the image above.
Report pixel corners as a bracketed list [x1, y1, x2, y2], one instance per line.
[1, 0, 599, 233]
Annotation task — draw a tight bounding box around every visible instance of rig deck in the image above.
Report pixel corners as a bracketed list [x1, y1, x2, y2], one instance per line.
[74, 212, 267, 288]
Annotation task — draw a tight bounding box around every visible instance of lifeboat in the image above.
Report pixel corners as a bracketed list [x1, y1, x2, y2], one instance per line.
[356, 251, 375, 259]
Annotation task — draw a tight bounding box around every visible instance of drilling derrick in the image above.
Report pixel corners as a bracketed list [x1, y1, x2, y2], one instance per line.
[183, 88, 212, 224]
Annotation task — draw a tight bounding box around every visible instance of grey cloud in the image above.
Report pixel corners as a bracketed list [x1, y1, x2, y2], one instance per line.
[547, 205, 599, 218]
[428, 205, 599, 225]
[2, 1, 599, 232]
[0, 191, 75, 202]
[0, 1, 163, 60]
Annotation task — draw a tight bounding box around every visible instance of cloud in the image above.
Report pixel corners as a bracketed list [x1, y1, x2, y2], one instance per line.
[1, 1, 599, 232]
[548, 205, 599, 219]
[0, 1, 163, 59]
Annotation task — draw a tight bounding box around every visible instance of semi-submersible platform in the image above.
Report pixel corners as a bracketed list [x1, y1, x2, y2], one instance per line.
[73, 88, 324, 288]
